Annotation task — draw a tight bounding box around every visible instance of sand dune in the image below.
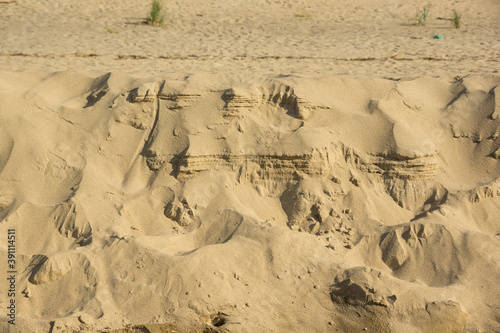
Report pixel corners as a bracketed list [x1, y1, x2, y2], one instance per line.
[1, 0, 500, 332]
[0, 71, 499, 332]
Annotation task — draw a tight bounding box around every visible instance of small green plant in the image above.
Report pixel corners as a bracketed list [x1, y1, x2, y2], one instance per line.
[106, 27, 118, 34]
[294, 11, 312, 18]
[415, 4, 431, 26]
[147, 0, 166, 26]
[452, 10, 461, 29]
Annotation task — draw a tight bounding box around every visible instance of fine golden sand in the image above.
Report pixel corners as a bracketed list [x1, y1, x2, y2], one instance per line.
[0, 0, 499, 332]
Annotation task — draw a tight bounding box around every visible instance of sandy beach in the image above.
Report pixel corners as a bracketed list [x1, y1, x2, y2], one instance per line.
[0, 0, 499, 332]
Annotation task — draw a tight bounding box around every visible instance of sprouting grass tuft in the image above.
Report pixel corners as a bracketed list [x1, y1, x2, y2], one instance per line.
[147, 0, 166, 26]
[415, 4, 431, 26]
[452, 10, 461, 29]
[294, 11, 312, 18]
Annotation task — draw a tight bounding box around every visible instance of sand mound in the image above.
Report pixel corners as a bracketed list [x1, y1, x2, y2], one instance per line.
[0, 72, 499, 332]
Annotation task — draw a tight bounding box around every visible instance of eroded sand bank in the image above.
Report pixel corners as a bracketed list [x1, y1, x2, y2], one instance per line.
[1, 0, 500, 332]
[0, 72, 499, 332]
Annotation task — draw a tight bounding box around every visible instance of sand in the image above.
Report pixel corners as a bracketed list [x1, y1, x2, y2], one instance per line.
[0, 0, 499, 332]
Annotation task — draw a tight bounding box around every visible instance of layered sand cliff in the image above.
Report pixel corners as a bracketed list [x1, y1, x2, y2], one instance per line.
[0, 72, 499, 332]
[1, 0, 500, 332]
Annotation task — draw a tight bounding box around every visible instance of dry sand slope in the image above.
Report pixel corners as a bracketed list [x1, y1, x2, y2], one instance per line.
[1, 0, 500, 332]
[0, 71, 500, 332]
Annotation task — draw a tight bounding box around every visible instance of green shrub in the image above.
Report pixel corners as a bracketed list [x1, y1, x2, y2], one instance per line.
[147, 0, 166, 26]
[452, 10, 461, 29]
[415, 4, 431, 26]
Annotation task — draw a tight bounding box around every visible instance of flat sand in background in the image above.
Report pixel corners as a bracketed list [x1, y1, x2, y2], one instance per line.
[1, 0, 499, 76]
[0, 0, 499, 332]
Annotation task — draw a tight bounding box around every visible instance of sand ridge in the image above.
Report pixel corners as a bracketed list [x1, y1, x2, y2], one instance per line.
[1, 0, 500, 332]
[0, 71, 499, 332]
